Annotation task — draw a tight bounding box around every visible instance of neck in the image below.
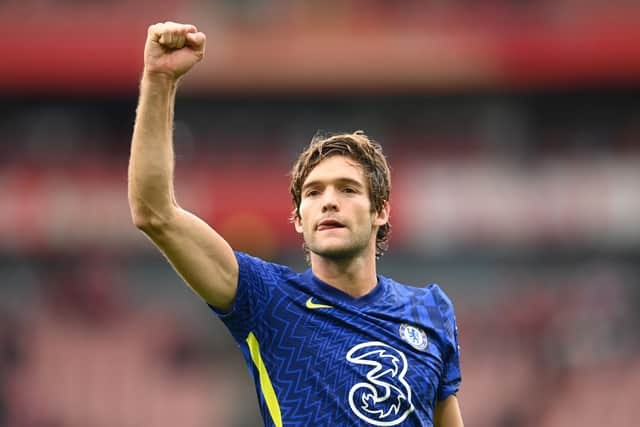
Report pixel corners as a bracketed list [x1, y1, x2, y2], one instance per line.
[309, 247, 378, 298]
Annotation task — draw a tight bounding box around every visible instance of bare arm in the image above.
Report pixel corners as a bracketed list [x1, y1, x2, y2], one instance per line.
[128, 22, 238, 311]
[434, 395, 464, 427]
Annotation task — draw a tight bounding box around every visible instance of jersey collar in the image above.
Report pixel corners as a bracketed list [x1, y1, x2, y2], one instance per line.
[303, 269, 387, 309]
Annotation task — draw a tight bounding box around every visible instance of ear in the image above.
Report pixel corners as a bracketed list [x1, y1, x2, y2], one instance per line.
[294, 215, 304, 234]
[373, 200, 390, 227]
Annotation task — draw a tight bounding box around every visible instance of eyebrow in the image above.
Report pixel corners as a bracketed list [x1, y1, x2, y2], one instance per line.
[302, 177, 364, 192]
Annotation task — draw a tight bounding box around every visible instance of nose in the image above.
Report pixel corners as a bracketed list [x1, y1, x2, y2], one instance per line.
[321, 187, 339, 213]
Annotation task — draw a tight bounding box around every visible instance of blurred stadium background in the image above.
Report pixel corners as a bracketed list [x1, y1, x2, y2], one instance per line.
[1, 1, 639, 426]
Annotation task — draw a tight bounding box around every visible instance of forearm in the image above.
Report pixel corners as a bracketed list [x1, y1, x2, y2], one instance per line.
[434, 395, 464, 427]
[128, 73, 179, 227]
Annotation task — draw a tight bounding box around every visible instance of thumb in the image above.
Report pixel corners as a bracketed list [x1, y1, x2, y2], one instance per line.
[186, 32, 206, 50]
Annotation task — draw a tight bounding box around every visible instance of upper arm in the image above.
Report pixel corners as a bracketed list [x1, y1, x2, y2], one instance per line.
[431, 284, 462, 401]
[434, 395, 463, 427]
[138, 206, 238, 312]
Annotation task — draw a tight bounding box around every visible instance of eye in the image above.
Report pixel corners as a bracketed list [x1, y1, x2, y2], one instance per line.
[343, 187, 357, 194]
[305, 189, 320, 197]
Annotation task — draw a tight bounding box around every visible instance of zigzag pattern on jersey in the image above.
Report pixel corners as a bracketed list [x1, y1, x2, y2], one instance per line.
[302, 307, 366, 424]
[259, 287, 366, 426]
[221, 252, 282, 341]
[260, 293, 329, 425]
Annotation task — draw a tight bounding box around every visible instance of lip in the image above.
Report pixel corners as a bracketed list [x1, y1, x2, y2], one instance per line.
[316, 218, 345, 231]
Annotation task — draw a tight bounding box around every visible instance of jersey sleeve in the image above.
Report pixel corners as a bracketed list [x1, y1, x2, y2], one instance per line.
[431, 284, 462, 401]
[208, 251, 277, 342]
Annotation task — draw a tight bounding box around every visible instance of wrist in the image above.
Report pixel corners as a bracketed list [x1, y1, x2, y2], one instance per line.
[141, 70, 180, 89]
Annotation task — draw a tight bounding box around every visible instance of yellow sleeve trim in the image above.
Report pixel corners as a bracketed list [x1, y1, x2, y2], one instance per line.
[246, 332, 282, 427]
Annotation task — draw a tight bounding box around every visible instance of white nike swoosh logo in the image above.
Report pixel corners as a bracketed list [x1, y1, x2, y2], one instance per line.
[305, 297, 334, 309]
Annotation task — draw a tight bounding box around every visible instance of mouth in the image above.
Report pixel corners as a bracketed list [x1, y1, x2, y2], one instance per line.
[316, 219, 345, 231]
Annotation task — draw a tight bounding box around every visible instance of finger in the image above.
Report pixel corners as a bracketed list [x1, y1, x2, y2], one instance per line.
[158, 32, 174, 47]
[175, 33, 186, 49]
[154, 23, 176, 46]
[166, 22, 197, 34]
[161, 21, 197, 35]
[184, 24, 198, 34]
[185, 32, 206, 50]
[158, 30, 189, 49]
[148, 23, 163, 42]
[150, 22, 197, 44]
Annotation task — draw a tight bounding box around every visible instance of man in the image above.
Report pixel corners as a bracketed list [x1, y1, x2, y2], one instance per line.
[128, 21, 464, 427]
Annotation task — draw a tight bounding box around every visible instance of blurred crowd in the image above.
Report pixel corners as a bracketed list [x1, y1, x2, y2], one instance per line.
[0, 255, 243, 427]
[458, 265, 640, 426]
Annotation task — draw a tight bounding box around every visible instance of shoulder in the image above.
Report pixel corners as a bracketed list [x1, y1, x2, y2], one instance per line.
[421, 284, 456, 324]
[235, 251, 299, 283]
[385, 278, 458, 336]
[425, 284, 455, 313]
[384, 277, 454, 309]
[424, 284, 458, 345]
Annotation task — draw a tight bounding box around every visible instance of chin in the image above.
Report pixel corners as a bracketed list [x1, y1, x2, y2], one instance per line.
[310, 241, 366, 260]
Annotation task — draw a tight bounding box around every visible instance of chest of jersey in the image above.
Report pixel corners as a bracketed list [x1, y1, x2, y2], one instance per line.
[251, 282, 448, 426]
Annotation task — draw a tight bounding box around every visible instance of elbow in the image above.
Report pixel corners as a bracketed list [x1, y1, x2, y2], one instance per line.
[129, 205, 155, 232]
[128, 198, 173, 234]
[130, 208, 154, 231]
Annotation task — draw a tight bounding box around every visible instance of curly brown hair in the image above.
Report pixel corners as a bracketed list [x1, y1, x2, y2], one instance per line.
[289, 130, 392, 259]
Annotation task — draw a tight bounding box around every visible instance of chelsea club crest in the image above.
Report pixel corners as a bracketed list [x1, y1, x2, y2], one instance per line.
[399, 324, 429, 351]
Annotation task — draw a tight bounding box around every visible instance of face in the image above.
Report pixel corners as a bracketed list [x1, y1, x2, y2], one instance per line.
[294, 155, 389, 261]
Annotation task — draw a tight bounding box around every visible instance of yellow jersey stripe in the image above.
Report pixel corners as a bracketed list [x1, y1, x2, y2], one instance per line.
[246, 332, 282, 427]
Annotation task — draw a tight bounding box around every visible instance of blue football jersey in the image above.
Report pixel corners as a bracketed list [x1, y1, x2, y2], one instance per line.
[210, 252, 461, 427]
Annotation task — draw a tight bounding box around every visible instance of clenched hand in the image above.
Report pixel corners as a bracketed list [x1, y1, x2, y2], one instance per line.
[144, 21, 206, 80]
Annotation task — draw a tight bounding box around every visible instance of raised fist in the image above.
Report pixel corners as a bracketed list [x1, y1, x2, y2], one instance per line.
[144, 22, 206, 80]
